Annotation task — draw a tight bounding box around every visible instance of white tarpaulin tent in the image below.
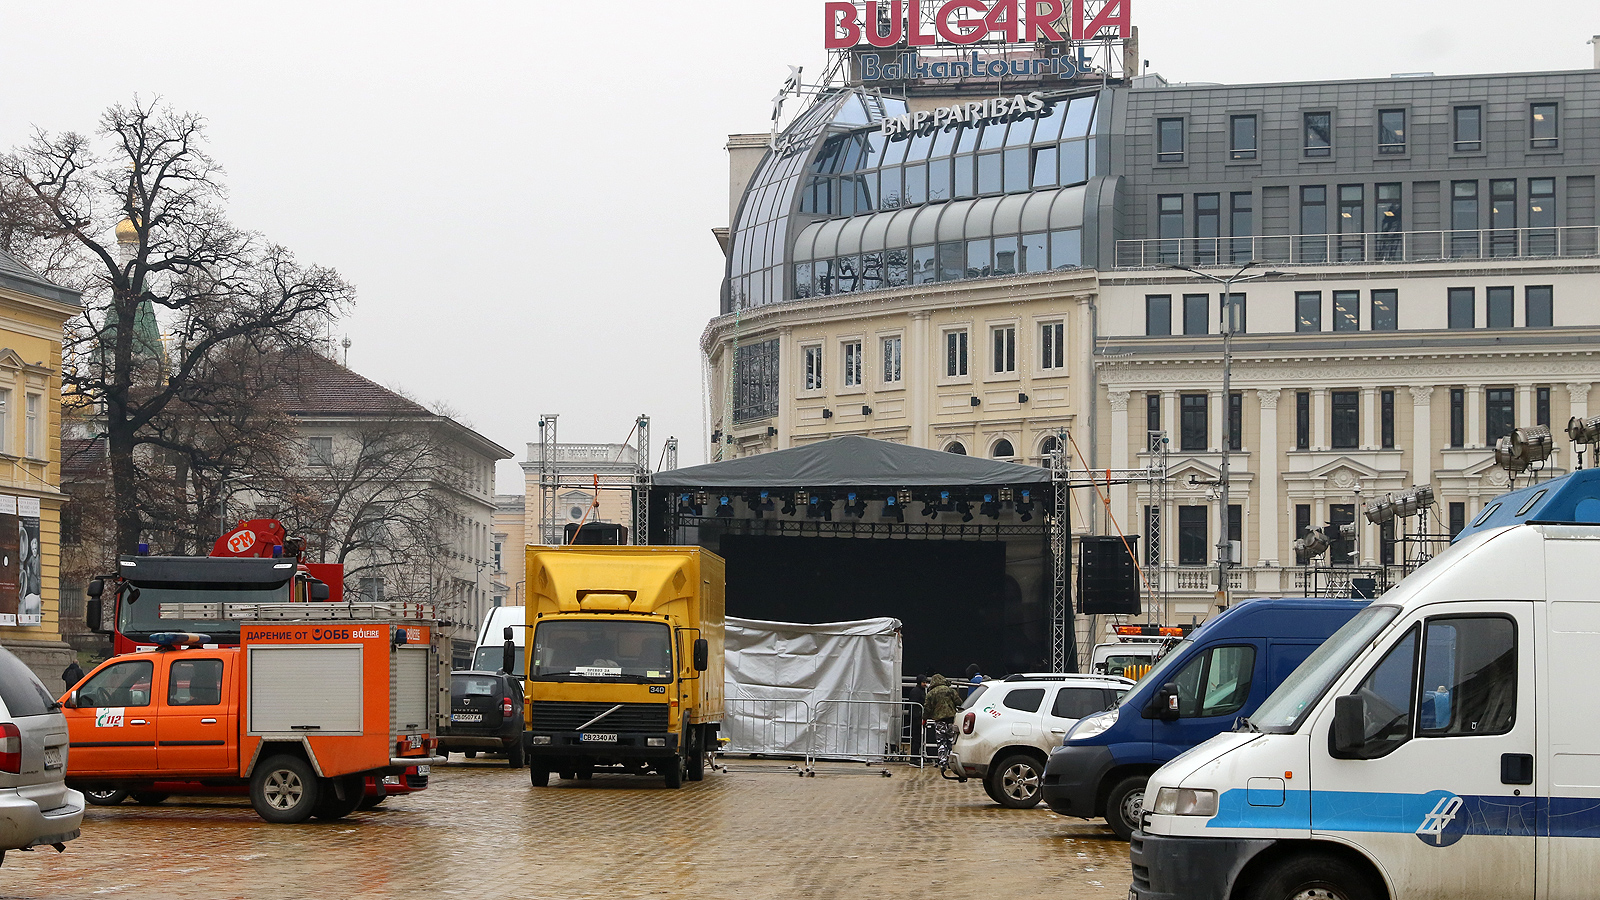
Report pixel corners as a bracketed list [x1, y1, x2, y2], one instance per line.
[723, 616, 903, 757]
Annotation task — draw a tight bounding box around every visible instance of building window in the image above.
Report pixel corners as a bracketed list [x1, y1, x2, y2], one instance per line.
[1381, 390, 1395, 449]
[1380, 519, 1396, 566]
[1147, 393, 1161, 434]
[1526, 286, 1553, 328]
[1178, 505, 1207, 566]
[24, 393, 40, 459]
[1450, 181, 1480, 257]
[1229, 193, 1254, 263]
[1295, 292, 1322, 332]
[0, 389, 10, 454]
[1146, 295, 1172, 336]
[1453, 106, 1482, 153]
[1296, 392, 1311, 450]
[1537, 387, 1552, 427]
[1378, 108, 1406, 154]
[307, 435, 333, 465]
[1486, 287, 1514, 329]
[1330, 505, 1356, 564]
[1228, 504, 1242, 563]
[945, 442, 967, 455]
[1447, 288, 1475, 329]
[842, 341, 863, 387]
[1448, 502, 1466, 538]
[1376, 183, 1402, 259]
[1489, 179, 1518, 257]
[1183, 294, 1208, 336]
[1158, 195, 1184, 263]
[1230, 114, 1258, 160]
[803, 344, 824, 391]
[1295, 504, 1312, 542]
[945, 330, 968, 377]
[1300, 186, 1328, 263]
[1333, 290, 1360, 332]
[1530, 102, 1559, 149]
[992, 439, 1015, 459]
[882, 336, 903, 384]
[1449, 388, 1465, 448]
[1195, 193, 1221, 265]
[1337, 185, 1364, 261]
[1330, 391, 1359, 449]
[1486, 388, 1515, 446]
[733, 338, 781, 422]
[1223, 293, 1246, 335]
[1228, 392, 1242, 452]
[1040, 322, 1065, 370]
[359, 577, 385, 602]
[1180, 394, 1208, 452]
[1372, 289, 1398, 331]
[1157, 117, 1185, 163]
[991, 325, 1016, 374]
[1303, 111, 1332, 158]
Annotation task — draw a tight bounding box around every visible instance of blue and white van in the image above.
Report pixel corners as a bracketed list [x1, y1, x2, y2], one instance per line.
[1132, 468, 1600, 900]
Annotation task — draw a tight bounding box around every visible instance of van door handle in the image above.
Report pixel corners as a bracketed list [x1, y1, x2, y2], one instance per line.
[201, 718, 217, 724]
[130, 719, 148, 726]
[1050, 728, 1067, 734]
[1501, 753, 1534, 785]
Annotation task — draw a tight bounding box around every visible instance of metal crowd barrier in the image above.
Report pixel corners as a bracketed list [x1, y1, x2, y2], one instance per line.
[805, 698, 925, 775]
[720, 696, 813, 757]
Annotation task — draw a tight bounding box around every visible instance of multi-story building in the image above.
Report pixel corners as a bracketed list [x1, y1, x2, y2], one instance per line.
[492, 493, 526, 606]
[705, 49, 1600, 624]
[521, 441, 639, 545]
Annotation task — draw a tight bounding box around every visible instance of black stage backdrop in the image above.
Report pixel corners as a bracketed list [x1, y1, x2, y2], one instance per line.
[720, 535, 1032, 679]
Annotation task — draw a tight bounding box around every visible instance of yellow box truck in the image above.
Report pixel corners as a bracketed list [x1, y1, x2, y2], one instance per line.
[517, 546, 724, 788]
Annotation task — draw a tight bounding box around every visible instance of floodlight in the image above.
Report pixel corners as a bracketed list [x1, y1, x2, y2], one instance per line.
[780, 495, 797, 516]
[1392, 484, 1434, 519]
[999, 487, 1014, 502]
[1336, 523, 1357, 539]
[896, 489, 913, 506]
[881, 495, 903, 522]
[1294, 527, 1330, 562]
[817, 497, 835, 521]
[1513, 425, 1554, 464]
[844, 493, 868, 518]
[1569, 415, 1600, 445]
[1494, 435, 1530, 474]
[956, 500, 974, 523]
[980, 493, 1002, 519]
[1365, 496, 1395, 525]
[758, 491, 775, 513]
[714, 495, 734, 518]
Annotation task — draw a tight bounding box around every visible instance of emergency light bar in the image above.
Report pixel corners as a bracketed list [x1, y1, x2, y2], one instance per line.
[1114, 625, 1189, 638]
[149, 632, 211, 650]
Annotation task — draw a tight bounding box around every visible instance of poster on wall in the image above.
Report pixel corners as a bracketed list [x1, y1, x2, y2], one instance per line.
[0, 496, 18, 626]
[17, 497, 40, 627]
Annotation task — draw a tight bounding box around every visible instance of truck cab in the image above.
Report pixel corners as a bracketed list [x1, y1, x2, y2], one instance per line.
[1044, 598, 1366, 840]
[63, 647, 239, 780]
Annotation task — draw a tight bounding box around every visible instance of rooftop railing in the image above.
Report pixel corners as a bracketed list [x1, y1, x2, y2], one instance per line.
[1115, 226, 1600, 269]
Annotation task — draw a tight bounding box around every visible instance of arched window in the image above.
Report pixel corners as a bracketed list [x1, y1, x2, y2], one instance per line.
[992, 439, 1015, 458]
[1039, 436, 1060, 460]
[945, 442, 967, 455]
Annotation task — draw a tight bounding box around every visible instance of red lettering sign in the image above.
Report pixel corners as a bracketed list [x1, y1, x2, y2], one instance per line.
[825, 0, 1128, 49]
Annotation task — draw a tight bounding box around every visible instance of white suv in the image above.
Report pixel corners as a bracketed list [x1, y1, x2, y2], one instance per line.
[949, 673, 1131, 808]
[0, 648, 82, 862]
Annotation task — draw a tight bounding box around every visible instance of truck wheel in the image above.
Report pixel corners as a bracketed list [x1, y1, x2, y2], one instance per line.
[507, 740, 525, 769]
[1246, 854, 1378, 900]
[1106, 774, 1148, 841]
[687, 726, 706, 782]
[987, 754, 1044, 809]
[358, 782, 387, 810]
[250, 754, 322, 824]
[84, 788, 128, 806]
[313, 775, 366, 820]
[663, 751, 685, 789]
[529, 768, 550, 787]
[130, 792, 170, 805]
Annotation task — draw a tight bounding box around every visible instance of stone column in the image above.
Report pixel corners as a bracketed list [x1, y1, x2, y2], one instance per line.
[1361, 388, 1379, 450]
[1163, 391, 1178, 446]
[1258, 390, 1282, 567]
[1109, 391, 1131, 520]
[1312, 389, 1329, 451]
[1466, 385, 1484, 449]
[908, 312, 931, 448]
[1518, 384, 1534, 430]
[1570, 383, 1592, 421]
[1209, 389, 1224, 453]
[1411, 386, 1435, 488]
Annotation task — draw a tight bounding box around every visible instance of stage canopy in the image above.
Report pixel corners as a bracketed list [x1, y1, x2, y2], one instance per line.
[655, 435, 1050, 490]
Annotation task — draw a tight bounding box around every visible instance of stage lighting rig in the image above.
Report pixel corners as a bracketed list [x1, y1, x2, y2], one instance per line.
[714, 495, 734, 518]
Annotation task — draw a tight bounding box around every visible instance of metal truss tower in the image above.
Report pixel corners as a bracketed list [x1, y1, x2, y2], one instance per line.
[538, 413, 559, 546]
[1050, 437, 1072, 672]
[1145, 431, 1170, 624]
[633, 415, 651, 546]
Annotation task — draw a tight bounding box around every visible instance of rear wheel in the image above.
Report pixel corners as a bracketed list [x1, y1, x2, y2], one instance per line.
[1106, 774, 1148, 841]
[357, 781, 387, 810]
[987, 754, 1045, 809]
[687, 726, 706, 782]
[250, 754, 321, 824]
[1245, 854, 1378, 900]
[130, 791, 170, 806]
[507, 739, 525, 769]
[84, 788, 128, 806]
[313, 775, 365, 820]
[663, 751, 685, 789]
[529, 768, 550, 787]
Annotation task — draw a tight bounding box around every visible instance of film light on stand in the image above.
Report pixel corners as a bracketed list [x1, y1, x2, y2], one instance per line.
[1568, 415, 1600, 446]
[1391, 485, 1435, 519]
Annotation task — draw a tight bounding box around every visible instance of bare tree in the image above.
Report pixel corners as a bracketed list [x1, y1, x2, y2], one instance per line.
[0, 98, 353, 554]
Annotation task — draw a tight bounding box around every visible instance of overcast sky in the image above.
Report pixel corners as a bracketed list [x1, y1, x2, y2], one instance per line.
[0, 1, 1594, 493]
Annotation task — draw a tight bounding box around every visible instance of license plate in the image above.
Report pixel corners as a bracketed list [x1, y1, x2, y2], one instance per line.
[43, 746, 62, 770]
[406, 734, 423, 749]
[451, 713, 483, 723]
[580, 733, 618, 743]
[416, 765, 430, 775]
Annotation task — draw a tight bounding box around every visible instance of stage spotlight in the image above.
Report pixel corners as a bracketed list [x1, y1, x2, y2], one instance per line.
[844, 492, 868, 518]
[817, 497, 835, 521]
[999, 487, 1014, 502]
[1364, 496, 1395, 525]
[1392, 484, 1434, 519]
[1514, 425, 1554, 465]
[1494, 435, 1530, 474]
[980, 493, 1001, 520]
[806, 495, 822, 519]
[1569, 415, 1600, 445]
[1294, 527, 1331, 563]
[1017, 489, 1034, 522]
[896, 489, 913, 506]
[956, 500, 974, 523]
[780, 494, 797, 516]
[758, 490, 775, 516]
[881, 495, 904, 522]
[714, 495, 734, 518]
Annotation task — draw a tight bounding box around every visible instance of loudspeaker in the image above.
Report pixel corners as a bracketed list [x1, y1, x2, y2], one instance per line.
[1078, 535, 1141, 616]
[565, 522, 629, 545]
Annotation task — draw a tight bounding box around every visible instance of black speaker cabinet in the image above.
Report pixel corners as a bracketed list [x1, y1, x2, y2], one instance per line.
[1078, 535, 1142, 615]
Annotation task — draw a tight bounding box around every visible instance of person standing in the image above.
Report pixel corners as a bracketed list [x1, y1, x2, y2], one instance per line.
[62, 658, 84, 690]
[924, 674, 961, 724]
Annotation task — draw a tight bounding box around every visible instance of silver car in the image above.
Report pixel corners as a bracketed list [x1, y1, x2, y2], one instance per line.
[0, 647, 81, 863]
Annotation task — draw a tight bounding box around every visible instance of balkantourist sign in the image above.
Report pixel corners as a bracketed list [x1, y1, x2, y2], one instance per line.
[860, 50, 1090, 83]
[825, 0, 1131, 49]
[880, 91, 1051, 138]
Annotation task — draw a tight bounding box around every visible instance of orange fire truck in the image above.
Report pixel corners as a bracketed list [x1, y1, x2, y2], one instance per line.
[61, 607, 446, 823]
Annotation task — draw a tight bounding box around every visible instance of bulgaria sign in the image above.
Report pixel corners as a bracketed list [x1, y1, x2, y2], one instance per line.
[825, 0, 1131, 49]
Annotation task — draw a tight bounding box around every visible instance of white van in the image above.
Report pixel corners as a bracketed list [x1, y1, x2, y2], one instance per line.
[1132, 483, 1600, 900]
[469, 606, 525, 675]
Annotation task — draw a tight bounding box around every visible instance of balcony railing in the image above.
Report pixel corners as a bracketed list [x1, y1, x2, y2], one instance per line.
[1115, 226, 1599, 269]
[1150, 565, 1389, 597]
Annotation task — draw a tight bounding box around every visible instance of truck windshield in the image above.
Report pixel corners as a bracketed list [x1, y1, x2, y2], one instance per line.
[529, 620, 673, 683]
[117, 578, 293, 640]
[1119, 638, 1193, 700]
[471, 644, 524, 676]
[1251, 605, 1402, 734]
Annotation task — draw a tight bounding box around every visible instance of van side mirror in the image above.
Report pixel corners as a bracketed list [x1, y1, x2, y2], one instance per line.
[693, 638, 709, 672]
[64, 689, 79, 709]
[502, 639, 516, 676]
[1331, 694, 1367, 757]
[86, 579, 104, 598]
[1143, 682, 1181, 722]
[503, 626, 514, 641]
[309, 582, 330, 601]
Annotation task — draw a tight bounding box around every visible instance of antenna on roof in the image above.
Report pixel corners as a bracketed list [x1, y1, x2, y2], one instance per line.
[341, 335, 351, 366]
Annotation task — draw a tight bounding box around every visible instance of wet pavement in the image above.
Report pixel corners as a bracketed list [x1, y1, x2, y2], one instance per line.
[9, 758, 1133, 899]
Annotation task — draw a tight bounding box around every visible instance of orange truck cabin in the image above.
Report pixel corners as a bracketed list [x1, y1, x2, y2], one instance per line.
[61, 620, 443, 823]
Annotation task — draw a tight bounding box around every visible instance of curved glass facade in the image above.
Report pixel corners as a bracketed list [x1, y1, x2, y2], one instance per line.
[727, 88, 1103, 313]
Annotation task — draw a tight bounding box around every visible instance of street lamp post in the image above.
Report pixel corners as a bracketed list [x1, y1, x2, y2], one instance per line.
[218, 473, 255, 539]
[1162, 261, 1291, 607]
